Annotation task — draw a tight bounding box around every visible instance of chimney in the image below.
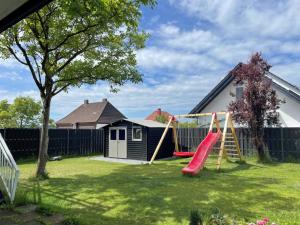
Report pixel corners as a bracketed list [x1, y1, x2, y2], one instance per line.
[84, 99, 89, 104]
[157, 108, 161, 115]
[102, 98, 108, 102]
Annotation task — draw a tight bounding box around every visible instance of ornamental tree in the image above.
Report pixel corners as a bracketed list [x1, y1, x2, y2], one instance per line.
[0, 100, 16, 128]
[0, 0, 155, 177]
[228, 53, 282, 161]
[10, 96, 42, 128]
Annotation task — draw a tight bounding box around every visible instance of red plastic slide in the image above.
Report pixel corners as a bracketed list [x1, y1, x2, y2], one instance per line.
[182, 130, 221, 176]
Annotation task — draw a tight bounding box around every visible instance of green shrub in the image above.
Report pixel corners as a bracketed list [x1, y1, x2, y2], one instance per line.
[35, 206, 53, 216]
[208, 208, 229, 225]
[155, 115, 167, 123]
[63, 217, 81, 225]
[189, 209, 203, 225]
[13, 189, 30, 207]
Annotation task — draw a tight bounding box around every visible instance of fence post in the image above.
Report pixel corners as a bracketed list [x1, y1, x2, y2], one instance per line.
[280, 128, 284, 161]
[67, 129, 70, 155]
[90, 129, 93, 154]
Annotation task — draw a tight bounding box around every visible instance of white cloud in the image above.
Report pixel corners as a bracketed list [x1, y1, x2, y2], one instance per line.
[0, 71, 23, 81]
[51, 71, 221, 120]
[0, 90, 39, 103]
[0, 58, 27, 70]
[137, 47, 223, 72]
[158, 24, 180, 37]
[271, 62, 300, 86]
[169, 0, 300, 39]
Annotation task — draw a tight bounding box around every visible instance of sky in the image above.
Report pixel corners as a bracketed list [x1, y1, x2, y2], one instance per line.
[1, 0, 300, 121]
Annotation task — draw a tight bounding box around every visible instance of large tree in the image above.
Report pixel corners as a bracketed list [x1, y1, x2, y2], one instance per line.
[228, 53, 282, 161]
[0, 0, 155, 177]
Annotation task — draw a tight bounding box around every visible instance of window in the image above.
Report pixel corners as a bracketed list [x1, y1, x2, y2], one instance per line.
[110, 129, 116, 140]
[132, 127, 142, 141]
[119, 129, 126, 140]
[236, 87, 244, 100]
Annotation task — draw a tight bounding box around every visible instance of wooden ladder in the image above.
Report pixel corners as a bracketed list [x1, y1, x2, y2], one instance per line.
[216, 112, 243, 170]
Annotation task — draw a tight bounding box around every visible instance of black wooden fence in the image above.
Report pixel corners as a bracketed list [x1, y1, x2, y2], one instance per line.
[1, 127, 300, 161]
[177, 127, 300, 161]
[0, 128, 105, 160]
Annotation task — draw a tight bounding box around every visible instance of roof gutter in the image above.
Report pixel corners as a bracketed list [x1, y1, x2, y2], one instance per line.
[0, 0, 53, 33]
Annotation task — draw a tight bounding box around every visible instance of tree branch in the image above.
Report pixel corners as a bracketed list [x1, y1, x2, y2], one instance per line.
[52, 83, 70, 96]
[48, 24, 97, 52]
[13, 33, 44, 92]
[7, 47, 28, 65]
[32, 54, 42, 84]
[53, 39, 92, 75]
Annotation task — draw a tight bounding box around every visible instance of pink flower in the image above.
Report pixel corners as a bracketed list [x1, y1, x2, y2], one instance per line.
[263, 217, 269, 222]
[256, 220, 266, 225]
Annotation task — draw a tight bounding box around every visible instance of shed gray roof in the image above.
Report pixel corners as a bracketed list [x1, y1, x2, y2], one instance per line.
[103, 119, 170, 128]
[190, 63, 300, 114]
[124, 119, 170, 128]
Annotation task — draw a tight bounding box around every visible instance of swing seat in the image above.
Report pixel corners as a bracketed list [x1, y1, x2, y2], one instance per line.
[173, 151, 195, 158]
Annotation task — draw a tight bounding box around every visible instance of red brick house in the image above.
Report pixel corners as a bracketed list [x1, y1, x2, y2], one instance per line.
[145, 108, 174, 122]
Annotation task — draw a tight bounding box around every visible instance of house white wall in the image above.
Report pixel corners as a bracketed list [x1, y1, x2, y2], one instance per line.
[198, 80, 300, 127]
[274, 86, 300, 127]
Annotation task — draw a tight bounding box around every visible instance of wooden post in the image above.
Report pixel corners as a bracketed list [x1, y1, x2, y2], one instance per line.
[149, 117, 173, 164]
[217, 112, 230, 170]
[172, 121, 179, 152]
[209, 113, 216, 132]
[228, 114, 242, 161]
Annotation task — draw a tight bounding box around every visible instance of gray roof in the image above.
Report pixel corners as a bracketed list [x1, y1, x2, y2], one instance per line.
[56, 100, 126, 125]
[124, 119, 170, 128]
[103, 118, 170, 128]
[190, 63, 300, 114]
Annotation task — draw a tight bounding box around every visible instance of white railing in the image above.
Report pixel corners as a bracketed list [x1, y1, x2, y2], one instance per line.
[0, 133, 19, 203]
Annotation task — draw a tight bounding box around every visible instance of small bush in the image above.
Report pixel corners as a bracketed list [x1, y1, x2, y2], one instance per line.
[189, 209, 203, 225]
[208, 208, 229, 225]
[35, 206, 53, 216]
[63, 217, 81, 225]
[14, 189, 30, 207]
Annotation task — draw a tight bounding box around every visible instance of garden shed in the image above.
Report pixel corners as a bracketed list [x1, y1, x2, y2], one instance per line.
[103, 119, 174, 161]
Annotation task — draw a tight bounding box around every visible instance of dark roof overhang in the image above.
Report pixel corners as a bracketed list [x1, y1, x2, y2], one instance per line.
[0, 0, 53, 33]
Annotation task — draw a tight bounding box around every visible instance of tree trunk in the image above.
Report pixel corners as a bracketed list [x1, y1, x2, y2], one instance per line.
[252, 125, 268, 162]
[254, 135, 266, 161]
[36, 95, 51, 177]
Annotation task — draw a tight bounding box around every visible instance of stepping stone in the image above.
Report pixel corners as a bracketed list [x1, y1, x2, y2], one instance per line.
[22, 221, 44, 225]
[0, 205, 66, 225]
[39, 214, 65, 225]
[15, 204, 38, 214]
[19, 211, 43, 223]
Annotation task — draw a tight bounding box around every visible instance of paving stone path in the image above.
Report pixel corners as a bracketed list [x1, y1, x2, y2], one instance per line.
[0, 205, 65, 225]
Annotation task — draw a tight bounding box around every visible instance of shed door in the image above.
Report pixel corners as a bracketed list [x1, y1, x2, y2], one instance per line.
[108, 127, 127, 158]
[109, 128, 118, 157]
[117, 128, 127, 158]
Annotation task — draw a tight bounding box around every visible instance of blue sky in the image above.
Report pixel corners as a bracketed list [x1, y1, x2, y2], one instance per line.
[1, 0, 300, 120]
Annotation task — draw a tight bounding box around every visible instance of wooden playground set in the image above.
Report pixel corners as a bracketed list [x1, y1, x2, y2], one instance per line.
[150, 112, 243, 176]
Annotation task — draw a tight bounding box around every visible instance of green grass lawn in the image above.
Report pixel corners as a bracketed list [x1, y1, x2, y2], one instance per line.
[15, 157, 300, 225]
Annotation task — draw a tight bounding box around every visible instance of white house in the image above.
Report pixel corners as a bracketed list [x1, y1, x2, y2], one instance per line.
[190, 64, 300, 127]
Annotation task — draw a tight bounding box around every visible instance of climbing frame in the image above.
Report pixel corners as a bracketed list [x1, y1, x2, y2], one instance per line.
[149, 112, 243, 170]
[216, 112, 243, 170]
